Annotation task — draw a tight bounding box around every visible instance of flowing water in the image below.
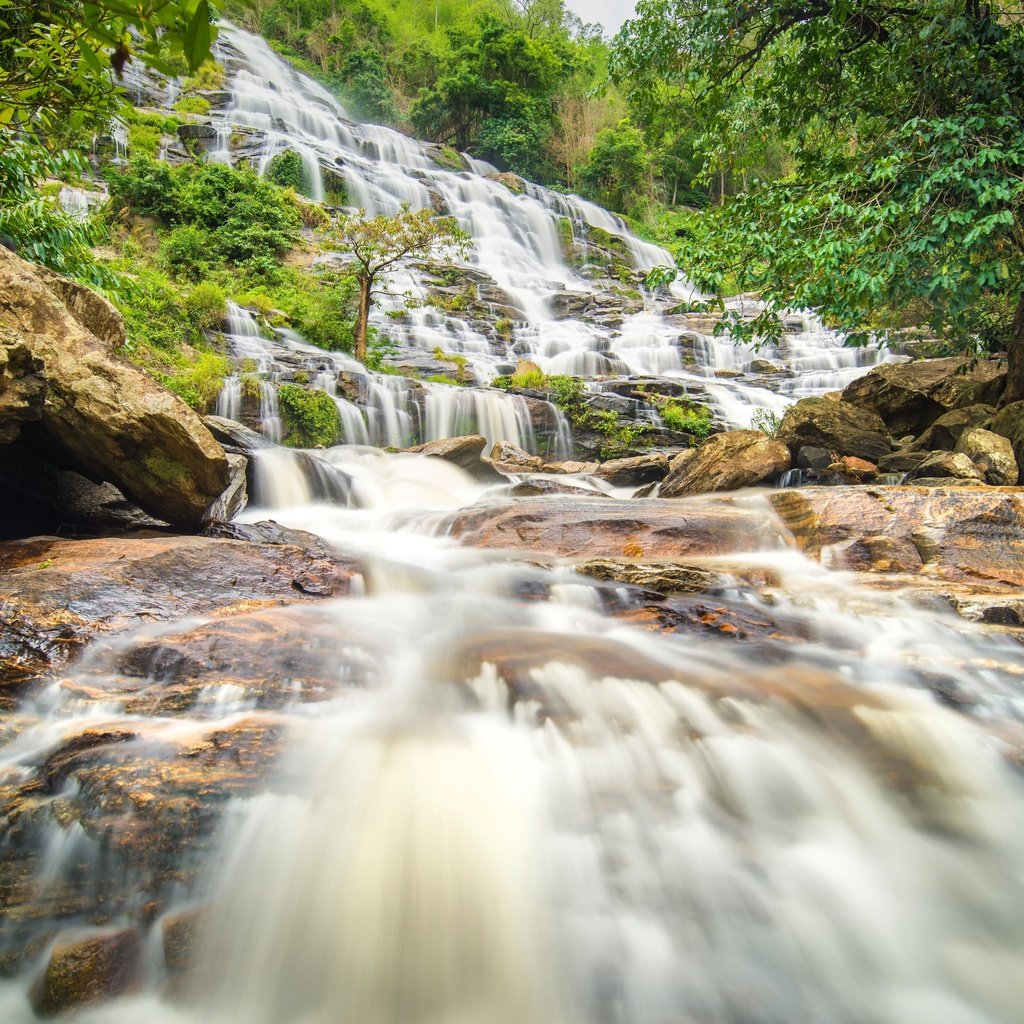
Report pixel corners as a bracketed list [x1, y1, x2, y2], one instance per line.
[2, 451, 1023, 1024]
[196, 23, 900, 450]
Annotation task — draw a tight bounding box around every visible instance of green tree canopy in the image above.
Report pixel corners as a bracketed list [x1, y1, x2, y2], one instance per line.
[322, 206, 471, 362]
[618, 0, 1024, 401]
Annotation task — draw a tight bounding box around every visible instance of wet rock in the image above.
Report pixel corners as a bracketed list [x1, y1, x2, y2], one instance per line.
[406, 434, 505, 482]
[507, 479, 600, 497]
[877, 450, 930, 473]
[660, 430, 790, 497]
[176, 123, 217, 141]
[0, 247, 229, 526]
[777, 397, 891, 463]
[841, 358, 1006, 436]
[489, 440, 543, 471]
[541, 460, 600, 475]
[954, 427, 1018, 486]
[163, 908, 206, 974]
[595, 453, 669, 487]
[770, 486, 1024, 585]
[576, 559, 720, 595]
[0, 534, 361, 689]
[826, 456, 878, 482]
[910, 403, 996, 451]
[30, 928, 142, 1015]
[203, 415, 276, 453]
[205, 452, 248, 521]
[444, 494, 791, 560]
[906, 450, 985, 483]
[750, 358, 785, 374]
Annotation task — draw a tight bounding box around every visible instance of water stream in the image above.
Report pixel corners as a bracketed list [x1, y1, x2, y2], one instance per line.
[2, 452, 1023, 1023]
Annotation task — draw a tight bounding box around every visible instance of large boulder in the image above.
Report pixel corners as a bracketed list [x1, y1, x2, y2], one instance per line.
[595, 452, 669, 487]
[0, 247, 229, 526]
[990, 401, 1024, 472]
[955, 427, 1019, 486]
[660, 430, 790, 497]
[906, 450, 985, 483]
[0, 332, 46, 442]
[840, 358, 1005, 436]
[910, 403, 996, 451]
[406, 434, 505, 482]
[776, 398, 891, 463]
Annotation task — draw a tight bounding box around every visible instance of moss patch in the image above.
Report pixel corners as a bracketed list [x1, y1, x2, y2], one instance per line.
[277, 384, 342, 448]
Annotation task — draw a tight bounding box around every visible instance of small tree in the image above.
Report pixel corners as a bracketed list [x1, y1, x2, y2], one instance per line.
[322, 206, 471, 363]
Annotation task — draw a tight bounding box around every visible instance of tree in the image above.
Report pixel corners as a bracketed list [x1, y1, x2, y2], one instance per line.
[618, 0, 1024, 403]
[1, 0, 217, 135]
[579, 119, 654, 214]
[322, 207, 470, 362]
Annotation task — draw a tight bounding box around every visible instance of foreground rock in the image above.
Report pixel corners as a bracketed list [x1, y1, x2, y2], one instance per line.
[0, 247, 230, 526]
[955, 427, 1018, 485]
[660, 430, 789, 496]
[0, 532, 361, 699]
[406, 434, 505, 482]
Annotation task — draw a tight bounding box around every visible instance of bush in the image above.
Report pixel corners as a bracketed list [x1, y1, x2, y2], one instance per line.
[185, 281, 227, 328]
[175, 96, 212, 115]
[750, 406, 784, 438]
[267, 150, 311, 195]
[277, 384, 342, 448]
[161, 225, 217, 279]
[182, 61, 225, 92]
[162, 351, 230, 410]
[659, 399, 713, 439]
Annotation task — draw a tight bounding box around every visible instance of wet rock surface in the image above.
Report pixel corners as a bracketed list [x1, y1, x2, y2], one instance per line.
[660, 430, 790, 497]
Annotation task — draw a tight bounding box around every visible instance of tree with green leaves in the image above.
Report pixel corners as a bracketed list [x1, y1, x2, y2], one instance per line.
[322, 207, 471, 362]
[617, 0, 1024, 402]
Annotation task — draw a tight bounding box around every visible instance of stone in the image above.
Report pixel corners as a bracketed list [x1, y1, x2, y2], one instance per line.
[31, 928, 142, 1015]
[575, 559, 720, 595]
[443, 494, 792, 560]
[660, 430, 790, 497]
[163, 909, 206, 974]
[990, 401, 1024, 471]
[176, 123, 217, 141]
[750, 358, 785, 374]
[770, 486, 1024, 585]
[206, 452, 248, 521]
[840, 358, 1005, 435]
[907, 451, 986, 483]
[714, 368, 744, 379]
[508, 479, 599, 497]
[489, 440, 543, 471]
[910, 403, 996, 451]
[595, 453, 669, 487]
[777, 397, 891, 462]
[877, 450, 931, 473]
[828, 456, 878, 481]
[541, 460, 599, 475]
[955, 427, 1019, 486]
[0, 247, 229, 526]
[0, 333, 46, 442]
[406, 435, 505, 482]
[796, 446, 833, 472]
[203, 415, 276, 452]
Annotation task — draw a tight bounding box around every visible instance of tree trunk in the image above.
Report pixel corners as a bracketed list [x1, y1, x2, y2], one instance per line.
[1005, 291, 1024, 405]
[354, 274, 372, 363]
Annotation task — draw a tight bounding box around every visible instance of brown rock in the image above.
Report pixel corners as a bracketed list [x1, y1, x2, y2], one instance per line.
[0, 247, 229, 525]
[827, 456, 878, 481]
[990, 401, 1024, 472]
[489, 440, 542, 470]
[910, 403, 996, 451]
[541, 460, 599, 474]
[163, 909, 206, 974]
[595, 452, 669, 487]
[660, 430, 790, 497]
[907, 450, 986, 483]
[777, 397, 891, 462]
[770, 486, 1024, 585]
[0, 332, 46, 443]
[954, 427, 1018, 486]
[406, 434, 504, 481]
[31, 928, 142, 1015]
[841, 358, 1005, 435]
[443, 494, 792, 560]
[575, 559, 719, 595]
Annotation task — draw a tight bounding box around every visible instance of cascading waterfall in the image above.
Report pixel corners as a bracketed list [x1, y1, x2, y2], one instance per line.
[197, 22, 899, 441]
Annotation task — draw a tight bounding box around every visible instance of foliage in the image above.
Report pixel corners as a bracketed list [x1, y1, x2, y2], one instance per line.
[750, 407, 783, 438]
[0, 0, 217, 136]
[277, 383, 342, 447]
[184, 280, 227, 328]
[578, 119, 653, 215]
[322, 205, 471, 360]
[267, 150, 312, 196]
[0, 140, 120, 290]
[174, 95, 212, 115]
[122, 108, 181, 157]
[657, 398, 712, 439]
[109, 158, 301, 270]
[618, 0, 1024, 400]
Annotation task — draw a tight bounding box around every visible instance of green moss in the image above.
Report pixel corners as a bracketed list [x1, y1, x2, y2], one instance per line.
[426, 373, 464, 386]
[182, 61, 225, 92]
[277, 383, 342, 448]
[144, 451, 189, 486]
[434, 145, 465, 171]
[494, 317, 514, 339]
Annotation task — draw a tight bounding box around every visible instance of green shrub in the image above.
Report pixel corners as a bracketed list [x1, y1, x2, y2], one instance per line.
[175, 96, 211, 115]
[750, 406, 784, 438]
[161, 225, 217, 279]
[277, 384, 342, 448]
[510, 364, 547, 390]
[162, 351, 230, 410]
[183, 61, 225, 92]
[267, 150, 311, 195]
[185, 281, 227, 328]
[659, 399, 713, 439]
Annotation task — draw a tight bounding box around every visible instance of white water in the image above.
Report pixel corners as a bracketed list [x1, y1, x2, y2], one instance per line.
[192, 22, 901, 447]
[2, 456, 1022, 1023]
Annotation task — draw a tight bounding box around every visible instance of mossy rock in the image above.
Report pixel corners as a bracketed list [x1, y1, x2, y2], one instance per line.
[277, 384, 342, 448]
